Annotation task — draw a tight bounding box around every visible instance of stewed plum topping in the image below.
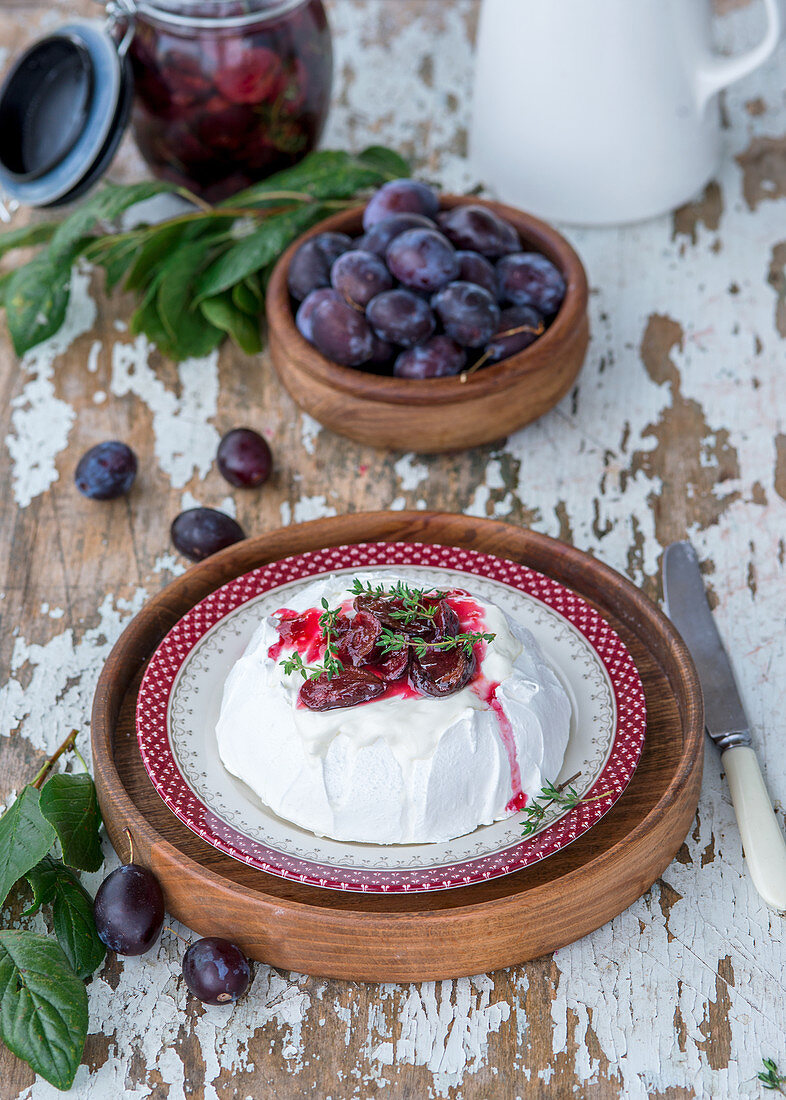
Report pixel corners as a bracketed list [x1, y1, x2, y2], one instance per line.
[300, 667, 386, 711]
[409, 646, 476, 698]
[336, 609, 383, 666]
[277, 582, 495, 711]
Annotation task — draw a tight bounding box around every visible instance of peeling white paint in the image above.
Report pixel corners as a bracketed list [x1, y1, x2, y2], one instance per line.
[111, 335, 220, 489]
[6, 266, 96, 508]
[280, 495, 337, 526]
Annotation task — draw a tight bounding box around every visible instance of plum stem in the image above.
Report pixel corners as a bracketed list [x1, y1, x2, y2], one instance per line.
[31, 729, 78, 790]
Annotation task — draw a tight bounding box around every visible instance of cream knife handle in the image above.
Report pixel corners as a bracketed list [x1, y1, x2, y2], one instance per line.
[722, 745, 786, 912]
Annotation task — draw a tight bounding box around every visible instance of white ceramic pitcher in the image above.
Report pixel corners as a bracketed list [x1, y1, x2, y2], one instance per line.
[470, 0, 785, 225]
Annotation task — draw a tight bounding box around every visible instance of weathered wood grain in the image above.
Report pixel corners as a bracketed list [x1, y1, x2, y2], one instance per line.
[0, 0, 784, 1097]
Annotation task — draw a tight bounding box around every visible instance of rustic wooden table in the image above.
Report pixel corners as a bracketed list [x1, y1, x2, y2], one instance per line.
[1, 1, 785, 1097]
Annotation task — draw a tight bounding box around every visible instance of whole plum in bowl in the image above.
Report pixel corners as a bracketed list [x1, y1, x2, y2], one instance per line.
[266, 183, 589, 454]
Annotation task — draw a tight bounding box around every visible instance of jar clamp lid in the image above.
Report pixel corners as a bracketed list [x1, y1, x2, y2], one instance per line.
[0, 3, 136, 209]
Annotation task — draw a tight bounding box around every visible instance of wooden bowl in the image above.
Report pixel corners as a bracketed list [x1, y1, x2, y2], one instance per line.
[266, 197, 590, 454]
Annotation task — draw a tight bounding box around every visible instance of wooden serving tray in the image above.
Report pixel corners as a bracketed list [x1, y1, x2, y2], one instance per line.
[91, 512, 703, 982]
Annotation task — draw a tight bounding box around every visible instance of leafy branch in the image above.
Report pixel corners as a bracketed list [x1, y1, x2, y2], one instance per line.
[349, 577, 447, 626]
[760, 1058, 786, 1092]
[281, 597, 345, 682]
[0, 146, 410, 360]
[0, 729, 105, 1090]
[377, 627, 496, 657]
[521, 774, 611, 836]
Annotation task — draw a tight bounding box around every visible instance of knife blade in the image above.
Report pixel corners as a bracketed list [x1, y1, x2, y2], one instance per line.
[662, 540, 750, 751]
[663, 540, 786, 912]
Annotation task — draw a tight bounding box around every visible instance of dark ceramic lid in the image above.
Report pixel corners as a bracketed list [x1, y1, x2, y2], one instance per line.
[0, 21, 132, 208]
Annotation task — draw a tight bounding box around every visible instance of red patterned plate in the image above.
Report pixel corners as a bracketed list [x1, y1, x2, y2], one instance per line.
[136, 542, 646, 892]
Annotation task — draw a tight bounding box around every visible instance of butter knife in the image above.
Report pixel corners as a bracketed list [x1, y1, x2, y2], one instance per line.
[663, 540, 786, 912]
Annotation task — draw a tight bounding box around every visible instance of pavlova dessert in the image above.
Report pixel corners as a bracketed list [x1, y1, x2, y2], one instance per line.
[216, 574, 571, 845]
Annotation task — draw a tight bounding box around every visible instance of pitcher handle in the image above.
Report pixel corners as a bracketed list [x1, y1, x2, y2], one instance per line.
[697, 0, 784, 108]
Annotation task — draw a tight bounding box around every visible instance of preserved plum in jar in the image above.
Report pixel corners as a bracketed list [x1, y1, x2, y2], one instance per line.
[128, 0, 333, 202]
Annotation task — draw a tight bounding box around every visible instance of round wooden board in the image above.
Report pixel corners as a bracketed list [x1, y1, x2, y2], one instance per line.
[91, 512, 703, 982]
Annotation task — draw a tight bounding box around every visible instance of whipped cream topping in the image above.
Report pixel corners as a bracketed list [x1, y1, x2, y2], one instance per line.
[215, 573, 571, 845]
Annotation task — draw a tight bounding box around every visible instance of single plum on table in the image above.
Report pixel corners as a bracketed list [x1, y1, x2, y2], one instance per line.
[74, 441, 137, 500]
[366, 288, 436, 348]
[362, 179, 440, 230]
[431, 281, 501, 348]
[385, 228, 459, 293]
[93, 864, 165, 956]
[496, 252, 566, 317]
[217, 428, 272, 488]
[171, 507, 246, 561]
[394, 335, 466, 379]
[182, 937, 252, 1005]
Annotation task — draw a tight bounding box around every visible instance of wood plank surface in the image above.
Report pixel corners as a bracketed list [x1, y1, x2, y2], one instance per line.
[1, 0, 785, 1097]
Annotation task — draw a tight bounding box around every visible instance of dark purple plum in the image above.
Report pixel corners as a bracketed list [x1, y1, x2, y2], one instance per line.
[310, 295, 375, 366]
[331, 249, 392, 308]
[485, 306, 544, 363]
[431, 281, 501, 348]
[74, 441, 137, 500]
[93, 864, 165, 956]
[287, 232, 353, 301]
[393, 336, 466, 379]
[385, 228, 459, 293]
[496, 253, 566, 316]
[295, 287, 341, 342]
[362, 179, 440, 230]
[455, 251, 497, 296]
[367, 333, 396, 371]
[437, 205, 520, 258]
[359, 213, 436, 257]
[182, 937, 252, 1005]
[171, 507, 246, 561]
[217, 428, 272, 488]
[366, 289, 436, 348]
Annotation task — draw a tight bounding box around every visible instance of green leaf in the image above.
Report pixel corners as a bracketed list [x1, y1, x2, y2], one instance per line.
[155, 241, 227, 359]
[227, 147, 410, 208]
[47, 864, 105, 979]
[39, 774, 103, 873]
[123, 221, 190, 293]
[0, 787, 56, 907]
[84, 233, 145, 292]
[4, 253, 74, 357]
[0, 929, 88, 1091]
[355, 145, 411, 180]
[194, 204, 325, 302]
[48, 180, 175, 264]
[0, 269, 13, 310]
[232, 280, 260, 316]
[200, 295, 262, 354]
[0, 221, 57, 261]
[22, 857, 59, 916]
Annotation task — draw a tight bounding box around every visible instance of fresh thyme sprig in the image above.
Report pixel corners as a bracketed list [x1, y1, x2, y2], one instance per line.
[759, 1058, 786, 1092]
[377, 627, 496, 658]
[349, 577, 447, 626]
[521, 773, 612, 836]
[280, 598, 345, 681]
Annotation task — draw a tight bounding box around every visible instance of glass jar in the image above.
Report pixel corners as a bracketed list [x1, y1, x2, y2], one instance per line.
[127, 0, 333, 202]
